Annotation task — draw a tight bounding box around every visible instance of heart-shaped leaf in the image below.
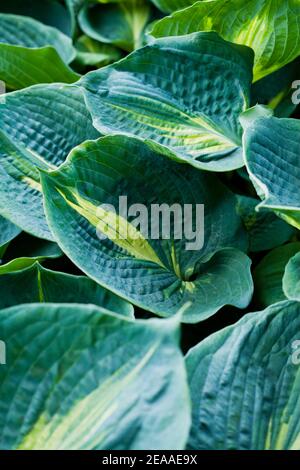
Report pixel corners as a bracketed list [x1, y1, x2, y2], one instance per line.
[0, 83, 99, 240]
[41, 135, 253, 323]
[0, 262, 134, 315]
[242, 106, 300, 230]
[186, 300, 300, 450]
[79, 32, 253, 171]
[151, 0, 300, 82]
[0, 303, 190, 449]
[0, 14, 79, 89]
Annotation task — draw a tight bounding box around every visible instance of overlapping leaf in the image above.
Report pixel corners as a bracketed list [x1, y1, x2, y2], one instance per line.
[0, 238, 62, 274]
[0, 304, 190, 450]
[0, 263, 134, 315]
[0, 14, 78, 89]
[253, 243, 300, 308]
[74, 36, 122, 68]
[0, 83, 99, 240]
[187, 300, 300, 449]
[251, 59, 300, 117]
[151, 0, 300, 82]
[79, 0, 151, 52]
[150, 0, 195, 13]
[236, 195, 295, 252]
[242, 106, 300, 230]
[41, 135, 253, 323]
[283, 252, 300, 301]
[0, 0, 71, 36]
[65, 0, 87, 37]
[0, 14, 73, 62]
[79, 32, 253, 171]
[0, 216, 21, 259]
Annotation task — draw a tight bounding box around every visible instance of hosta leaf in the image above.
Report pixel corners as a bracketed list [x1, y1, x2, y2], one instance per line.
[0, 45, 78, 90]
[0, 216, 21, 259]
[74, 36, 122, 68]
[253, 243, 300, 308]
[150, 0, 195, 13]
[79, 32, 253, 171]
[0, 263, 134, 315]
[4, 233, 62, 261]
[0, 303, 190, 450]
[0, 84, 99, 166]
[41, 135, 253, 323]
[0, 84, 99, 240]
[0, 238, 62, 275]
[0, 14, 74, 63]
[0, 14, 78, 89]
[186, 300, 300, 450]
[151, 0, 300, 82]
[236, 195, 295, 252]
[283, 252, 300, 301]
[79, 0, 151, 52]
[0, 0, 71, 36]
[65, 0, 88, 37]
[242, 106, 300, 230]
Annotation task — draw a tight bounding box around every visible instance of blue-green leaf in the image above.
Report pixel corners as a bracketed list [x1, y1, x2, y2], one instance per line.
[0, 14, 78, 89]
[236, 195, 295, 252]
[187, 300, 300, 449]
[242, 107, 300, 230]
[79, 32, 253, 171]
[283, 251, 300, 301]
[0, 262, 134, 315]
[0, 216, 21, 258]
[41, 135, 253, 323]
[0, 83, 99, 240]
[0, 303, 190, 449]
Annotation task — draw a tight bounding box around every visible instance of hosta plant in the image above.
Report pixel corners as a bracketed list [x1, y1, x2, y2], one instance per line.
[0, 0, 299, 452]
